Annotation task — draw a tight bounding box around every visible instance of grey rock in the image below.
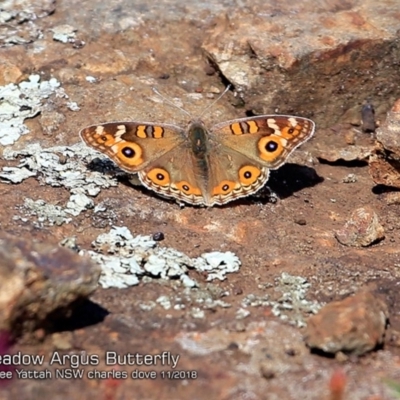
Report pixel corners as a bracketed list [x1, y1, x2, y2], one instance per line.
[0, 232, 100, 338]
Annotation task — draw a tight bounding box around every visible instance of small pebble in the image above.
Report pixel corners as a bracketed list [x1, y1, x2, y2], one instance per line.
[152, 232, 165, 241]
[361, 103, 377, 133]
[204, 65, 216, 76]
[335, 206, 385, 247]
[233, 286, 243, 296]
[158, 73, 170, 80]
[342, 174, 357, 183]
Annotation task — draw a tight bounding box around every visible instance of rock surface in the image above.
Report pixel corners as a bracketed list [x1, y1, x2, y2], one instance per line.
[304, 291, 389, 355]
[0, 232, 100, 338]
[369, 99, 400, 188]
[202, 1, 400, 128]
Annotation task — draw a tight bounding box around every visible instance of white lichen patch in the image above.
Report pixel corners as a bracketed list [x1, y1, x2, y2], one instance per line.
[2, 143, 117, 190]
[241, 273, 322, 327]
[0, 0, 55, 47]
[271, 273, 322, 327]
[67, 101, 80, 111]
[85, 76, 97, 84]
[22, 198, 72, 226]
[156, 295, 172, 310]
[1, 143, 118, 224]
[0, 0, 42, 47]
[195, 252, 240, 281]
[236, 308, 251, 320]
[190, 308, 205, 319]
[0, 166, 37, 183]
[0, 75, 63, 145]
[83, 226, 241, 289]
[241, 293, 270, 308]
[0, 10, 13, 24]
[50, 24, 77, 43]
[65, 192, 94, 216]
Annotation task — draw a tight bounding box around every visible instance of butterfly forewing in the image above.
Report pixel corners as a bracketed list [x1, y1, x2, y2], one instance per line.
[210, 115, 315, 169]
[80, 121, 186, 173]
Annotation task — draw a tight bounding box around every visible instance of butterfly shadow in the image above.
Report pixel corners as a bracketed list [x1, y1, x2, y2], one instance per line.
[86, 157, 121, 175]
[266, 163, 323, 201]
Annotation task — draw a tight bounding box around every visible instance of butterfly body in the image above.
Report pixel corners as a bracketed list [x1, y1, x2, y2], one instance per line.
[80, 114, 315, 206]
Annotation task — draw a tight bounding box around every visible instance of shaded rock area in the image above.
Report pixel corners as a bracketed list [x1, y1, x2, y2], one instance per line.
[369, 99, 400, 189]
[1, 0, 400, 399]
[0, 232, 100, 339]
[313, 122, 374, 163]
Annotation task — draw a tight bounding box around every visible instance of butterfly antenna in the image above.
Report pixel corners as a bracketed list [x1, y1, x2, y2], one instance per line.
[198, 85, 232, 118]
[152, 87, 192, 118]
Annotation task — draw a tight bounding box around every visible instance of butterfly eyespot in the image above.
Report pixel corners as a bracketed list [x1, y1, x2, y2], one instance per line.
[175, 181, 202, 195]
[95, 133, 115, 146]
[114, 142, 144, 167]
[258, 136, 284, 162]
[213, 180, 237, 196]
[122, 147, 135, 158]
[147, 168, 170, 186]
[281, 126, 301, 139]
[239, 166, 261, 186]
[266, 141, 278, 152]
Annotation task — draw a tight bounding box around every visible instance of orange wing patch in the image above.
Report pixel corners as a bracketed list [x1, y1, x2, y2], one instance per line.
[134, 125, 165, 139]
[229, 121, 261, 135]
